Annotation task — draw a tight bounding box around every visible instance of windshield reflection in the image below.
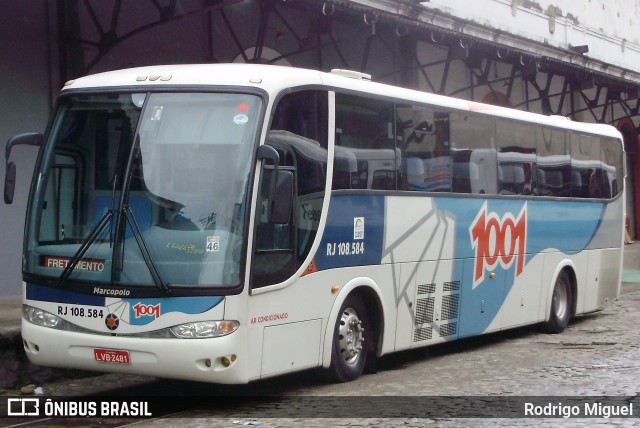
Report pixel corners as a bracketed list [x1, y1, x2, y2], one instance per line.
[24, 92, 262, 292]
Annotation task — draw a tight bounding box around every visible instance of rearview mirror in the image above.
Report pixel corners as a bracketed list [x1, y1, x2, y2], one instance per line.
[3, 162, 16, 204]
[270, 170, 293, 224]
[256, 144, 293, 224]
[4, 133, 43, 204]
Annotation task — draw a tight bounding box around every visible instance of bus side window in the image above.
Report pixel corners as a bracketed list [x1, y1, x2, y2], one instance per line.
[537, 127, 570, 197]
[601, 136, 623, 198]
[396, 105, 452, 192]
[496, 120, 536, 196]
[450, 112, 497, 195]
[253, 90, 328, 288]
[569, 133, 594, 198]
[334, 94, 396, 190]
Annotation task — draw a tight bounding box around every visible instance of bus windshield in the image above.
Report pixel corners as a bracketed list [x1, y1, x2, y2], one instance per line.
[24, 92, 262, 292]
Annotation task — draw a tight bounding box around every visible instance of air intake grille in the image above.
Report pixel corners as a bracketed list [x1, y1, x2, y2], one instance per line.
[417, 283, 436, 295]
[412, 278, 461, 343]
[443, 281, 460, 292]
[415, 297, 434, 325]
[413, 326, 432, 342]
[441, 295, 460, 321]
[439, 322, 457, 337]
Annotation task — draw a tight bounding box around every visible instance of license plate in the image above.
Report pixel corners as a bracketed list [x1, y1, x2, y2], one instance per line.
[94, 348, 130, 365]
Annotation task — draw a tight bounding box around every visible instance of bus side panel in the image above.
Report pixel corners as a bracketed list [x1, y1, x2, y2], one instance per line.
[499, 251, 544, 329]
[383, 196, 460, 350]
[381, 196, 455, 265]
[314, 193, 622, 357]
[583, 198, 624, 312]
[395, 260, 462, 350]
[458, 257, 504, 337]
[246, 273, 332, 381]
[434, 197, 611, 338]
[394, 262, 417, 351]
[596, 248, 622, 308]
[260, 319, 322, 378]
[583, 250, 603, 313]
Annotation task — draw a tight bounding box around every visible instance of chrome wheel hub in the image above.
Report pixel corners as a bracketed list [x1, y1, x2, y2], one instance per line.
[553, 281, 568, 320]
[338, 307, 364, 363]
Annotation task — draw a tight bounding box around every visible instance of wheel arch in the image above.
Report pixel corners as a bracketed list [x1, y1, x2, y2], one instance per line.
[544, 260, 578, 322]
[321, 278, 386, 369]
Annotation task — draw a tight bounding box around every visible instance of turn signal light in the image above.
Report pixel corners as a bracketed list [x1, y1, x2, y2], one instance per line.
[170, 320, 239, 339]
[221, 354, 237, 367]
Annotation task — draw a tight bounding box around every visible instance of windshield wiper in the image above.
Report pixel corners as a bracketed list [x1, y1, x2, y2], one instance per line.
[56, 209, 113, 288]
[56, 173, 119, 288]
[112, 133, 171, 295]
[109, 174, 118, 247]
[124, 204, 171, 295]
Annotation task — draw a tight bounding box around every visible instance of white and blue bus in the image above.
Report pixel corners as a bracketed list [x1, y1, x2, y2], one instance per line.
[5, 64, 624, 383]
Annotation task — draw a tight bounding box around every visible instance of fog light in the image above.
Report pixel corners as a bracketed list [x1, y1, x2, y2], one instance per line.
[221, 354, 237, 367]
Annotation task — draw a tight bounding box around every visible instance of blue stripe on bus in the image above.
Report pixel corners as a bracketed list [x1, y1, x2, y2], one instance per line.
[434, 198, 606, 337]
[315, 194, 385, 271]
[435, 198, 606, 261]
[313, 194, 607, 339]
[316, 195, 605, 271]
[122, 296, 224, 326]
[25, 284, 223, 326]
[26, 283, 106, 306]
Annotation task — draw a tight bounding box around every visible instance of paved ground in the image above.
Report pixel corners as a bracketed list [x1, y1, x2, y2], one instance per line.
[0, 296, 19, 334]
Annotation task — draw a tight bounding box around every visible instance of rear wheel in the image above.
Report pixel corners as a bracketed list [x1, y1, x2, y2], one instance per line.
[543, 271, 573, 333]
[328, 294, 370, 382]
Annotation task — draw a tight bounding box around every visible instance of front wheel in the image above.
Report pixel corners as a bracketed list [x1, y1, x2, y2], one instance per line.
[543, 271, 573, 334]
[327, 294, 370, 382]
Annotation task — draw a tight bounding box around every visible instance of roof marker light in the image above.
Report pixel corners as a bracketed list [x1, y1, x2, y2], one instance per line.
[331, 69, 372, 81]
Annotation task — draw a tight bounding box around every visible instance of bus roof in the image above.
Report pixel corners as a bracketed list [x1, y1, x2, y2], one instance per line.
[63, 63, 324, 93]
[63, 63, 622, 140]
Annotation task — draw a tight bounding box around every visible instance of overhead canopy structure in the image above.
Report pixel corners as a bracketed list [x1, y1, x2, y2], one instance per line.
[49, 0, 640, 237]
[56, 0, 640, 126]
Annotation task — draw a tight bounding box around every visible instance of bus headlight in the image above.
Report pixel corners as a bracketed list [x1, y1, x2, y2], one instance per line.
[23, 305, 62, 329]
[170, 320, 239, 339]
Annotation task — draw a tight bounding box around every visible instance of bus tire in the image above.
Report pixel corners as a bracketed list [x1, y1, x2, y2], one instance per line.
[328, 294, 369, 382]
[543, 270, 573, 334]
